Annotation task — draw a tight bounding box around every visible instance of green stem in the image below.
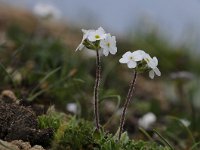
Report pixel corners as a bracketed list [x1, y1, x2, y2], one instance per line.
[118, 71, 137, 140]
[94, 50, 101, 130]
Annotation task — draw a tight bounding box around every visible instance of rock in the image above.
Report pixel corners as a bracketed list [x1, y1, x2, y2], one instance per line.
[0, 103, 53, 147]
[11, 140, 31, 149]
[0, 140, 45, 150]
[0, 140, 19, 150]
[0, 90, 18, 104]
[30, 145, 45, 150]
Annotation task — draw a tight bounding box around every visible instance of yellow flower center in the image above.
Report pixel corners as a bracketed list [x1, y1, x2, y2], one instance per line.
[95, 35, 100, 39]
[106, 42, 110, 47]
[129, 56, 134, 60]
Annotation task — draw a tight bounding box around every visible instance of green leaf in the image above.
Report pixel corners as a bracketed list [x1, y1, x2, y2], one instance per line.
[167, 116, 196, 145]
[153, 129, 174, 150]
[120, 131, 129, 144]
[29, 66, 61, 96]
[139, 127, 153, 141]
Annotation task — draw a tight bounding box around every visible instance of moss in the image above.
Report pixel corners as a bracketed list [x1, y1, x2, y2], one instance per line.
[49, 116, 169, 150]
[53, 118, 95, 150]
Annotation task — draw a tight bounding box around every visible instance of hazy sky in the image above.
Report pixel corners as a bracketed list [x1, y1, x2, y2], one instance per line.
[2, 0, 200, 44]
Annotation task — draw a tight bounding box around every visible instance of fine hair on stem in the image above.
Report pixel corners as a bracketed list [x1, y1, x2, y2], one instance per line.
[94, 49, 101, 130]
[118, 71, 137, 140]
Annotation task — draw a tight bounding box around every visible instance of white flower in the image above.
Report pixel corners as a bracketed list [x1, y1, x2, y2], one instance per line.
[76, 27, 106, 51]
[33, 3, 61, 19]
[143, 53, 161, 79]
[119, 50, 161, 79]
[180, 119, 190, 127]
[88, 27, 106, 42]
[76, 27, 118, 57]
[138, 112, 157, 129]
[66, 103, 77, 114]
[119, 51, 143, 68]
[100, 34, 117, 56]
[13, 71, 22, 84]
[75, 29, 93, 51]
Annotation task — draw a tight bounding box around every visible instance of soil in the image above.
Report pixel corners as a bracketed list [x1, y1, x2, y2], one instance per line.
[0, 91, 53, 147]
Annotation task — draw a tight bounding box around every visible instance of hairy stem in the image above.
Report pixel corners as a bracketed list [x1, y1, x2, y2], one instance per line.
[118, 71, 137, 140]
[94, 50, 101, 130]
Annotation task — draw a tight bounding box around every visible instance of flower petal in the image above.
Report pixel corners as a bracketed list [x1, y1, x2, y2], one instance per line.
[148, 61, 156, 69]
[109, 47, 117, 54]
[149, 70, 155, 79]
[127, 61, 137, 68]
[103, 48, 109, 56]
[136, 50, 146, 55]
[122, 51, 132, 59]
[153, 67, 161, 76]
[119, 57, 129, 63]
[132, 51, 144, 61]
[75, 43, 84, 51]
[153, 57, 158, 66]
[98, 27, 106, 33]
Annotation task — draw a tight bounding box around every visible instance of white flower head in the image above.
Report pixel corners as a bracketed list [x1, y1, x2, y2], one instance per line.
[76, 27, 118, 57]
[76, 27, 106, 51]
[142, 53, 161, 79]
[180, 119, 190, 127]
[88, 27, 106, 42]
[138, 112, 157, 129]
[119, 50, 143, 68]
[119, 50, 161, 79]
[66, 103, 77, 114]
[100, 34, 117, 56]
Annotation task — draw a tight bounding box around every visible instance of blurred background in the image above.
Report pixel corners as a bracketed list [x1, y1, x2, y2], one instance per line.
[2, 0, 200, 49]
[0, 0, 200, 149]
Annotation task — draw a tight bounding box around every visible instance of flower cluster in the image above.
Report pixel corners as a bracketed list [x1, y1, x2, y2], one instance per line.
[75, 27, 161, 79]
[76, 27, 117, 56]
[76, 27, 162, 138]
[119, 50, 161, 79]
